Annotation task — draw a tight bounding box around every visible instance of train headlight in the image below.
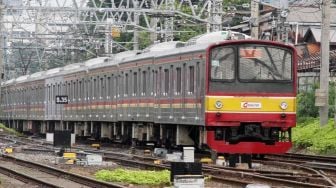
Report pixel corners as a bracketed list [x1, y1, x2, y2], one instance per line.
[215, 100, 223, 109]
[280, 102, 288, 110]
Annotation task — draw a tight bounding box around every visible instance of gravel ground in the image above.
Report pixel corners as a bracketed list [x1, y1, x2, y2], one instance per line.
[0, 159, 90, 188]
[0, 174, 27, 188]
[12, 151, 240, 188]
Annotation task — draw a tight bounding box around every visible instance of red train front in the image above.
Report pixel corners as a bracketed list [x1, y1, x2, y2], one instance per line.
[204, 40, 297, 156]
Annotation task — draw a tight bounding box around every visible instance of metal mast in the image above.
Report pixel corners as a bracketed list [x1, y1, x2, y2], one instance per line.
[2, 0, 224, 78]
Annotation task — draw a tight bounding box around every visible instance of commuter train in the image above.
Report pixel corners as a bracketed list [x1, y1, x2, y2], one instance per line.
[0, 31, 297, 159]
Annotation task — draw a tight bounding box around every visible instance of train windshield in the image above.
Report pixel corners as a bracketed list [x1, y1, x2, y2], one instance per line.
[239, 45, 292, 82]
[210, 45, 292, 82]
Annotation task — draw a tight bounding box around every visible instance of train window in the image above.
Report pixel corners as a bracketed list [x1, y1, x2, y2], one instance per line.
[58, 84, 61, 99]
[118, 75, 122, 97]
[64, 82, 67, 96]
[239, 46, 292, 82]
[100, 77, 104, 98]
[189, 66, 194, 93]
[142, 71, 146, 95]
[125, 73, 129, 96]
[133, 72, 137, 95]
[164, 69, 169, 95]
[93, 78, 97, 99]
[73, 81, 76, 100]
[176, 67, 181, 95]
[53, 85, 56, 101]
[78, 81, 82, 99]
[67, 83, 71, 99]
[107, 77, 111, 98]
[154, 70, 158, 95]
[115, 76, 118, 97]
[210, 47, 235, 81]
[48, 85, 51, 102]
[196, 62, 200, 95]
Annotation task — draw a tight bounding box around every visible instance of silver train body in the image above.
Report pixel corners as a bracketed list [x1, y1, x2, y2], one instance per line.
[0, 31, 251, 147]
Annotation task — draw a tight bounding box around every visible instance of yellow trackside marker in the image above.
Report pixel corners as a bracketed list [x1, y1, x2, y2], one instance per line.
[63, 152, 76, 159]
[5, 148, 13, 153]
[200, 157, 213, 164]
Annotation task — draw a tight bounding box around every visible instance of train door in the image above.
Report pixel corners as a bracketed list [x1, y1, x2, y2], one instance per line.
[184, 61, 197, 123]
[78, 78, 84, 120]
[140, 67, 151, 122]
[154, 67, 161, 122]
[132, 69, 139, 121]
[106, 75, 112, 121]
[161, 64, 172, 122]
[124, 70, 131, 120]
[112, 74, 118, 121]
[173, 64, 183, 123]
[72, 80, 79, 120]
[100, 75, 106, 121]
[88, 77, 93, 121]
[117, 72, 124, 121]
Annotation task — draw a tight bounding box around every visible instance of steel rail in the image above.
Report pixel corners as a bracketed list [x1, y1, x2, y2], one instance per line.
[0, 165, 60, 188]
[2, 154, 126, 188]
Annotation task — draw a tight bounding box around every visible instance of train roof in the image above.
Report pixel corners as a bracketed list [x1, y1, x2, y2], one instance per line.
[2, 31, 251, 86]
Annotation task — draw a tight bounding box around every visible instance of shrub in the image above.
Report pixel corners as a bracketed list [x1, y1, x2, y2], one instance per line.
[95, 168, 170, 186]
[293, 119, 336, 154]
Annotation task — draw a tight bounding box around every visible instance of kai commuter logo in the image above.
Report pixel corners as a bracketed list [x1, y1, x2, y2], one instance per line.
[241, 102, 261, 109]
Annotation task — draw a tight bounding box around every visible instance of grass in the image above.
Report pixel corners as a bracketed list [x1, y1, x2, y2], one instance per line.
[292, 118, 336, 154]
[95, 168, 170, 186]
[0, 124, 23, 137]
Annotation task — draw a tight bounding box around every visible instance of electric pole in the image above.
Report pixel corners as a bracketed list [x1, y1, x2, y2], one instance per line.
[250, 0, 259, 39]
[319, 0, 331, 126]
[0, 1, 3, 103]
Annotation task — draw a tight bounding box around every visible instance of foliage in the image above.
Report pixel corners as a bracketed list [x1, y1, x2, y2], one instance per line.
[293, 119, 336, 154]
[223, 0, 250, 7]
[297, 82, 336, 121]
[95, 168, 170, 185]
[0, 124, 23, 137]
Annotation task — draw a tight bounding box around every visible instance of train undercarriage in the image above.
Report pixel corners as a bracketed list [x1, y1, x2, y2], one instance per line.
[2, 119, 292, 168]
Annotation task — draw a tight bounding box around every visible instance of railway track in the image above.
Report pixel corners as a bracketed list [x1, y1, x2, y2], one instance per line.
[266, 153, 336, 175]
[0, 164, 59, 188]
[101, 151, 334, 187]
[0, 154, 125, 188]
[3, 134, 336, 187]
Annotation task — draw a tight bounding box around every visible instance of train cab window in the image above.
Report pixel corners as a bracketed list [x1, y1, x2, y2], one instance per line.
[164, 69, 169, 95]
[238, 46, 292, 81]
[189, 66, 194, 93]
[210, 47, 235, 81]
[133, 72, 137, 96]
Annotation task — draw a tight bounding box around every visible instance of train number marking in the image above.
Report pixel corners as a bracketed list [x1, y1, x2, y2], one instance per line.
[56, 96, 69, 104]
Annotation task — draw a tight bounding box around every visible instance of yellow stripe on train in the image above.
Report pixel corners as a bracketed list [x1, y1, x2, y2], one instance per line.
[206, 96, 296, 112]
